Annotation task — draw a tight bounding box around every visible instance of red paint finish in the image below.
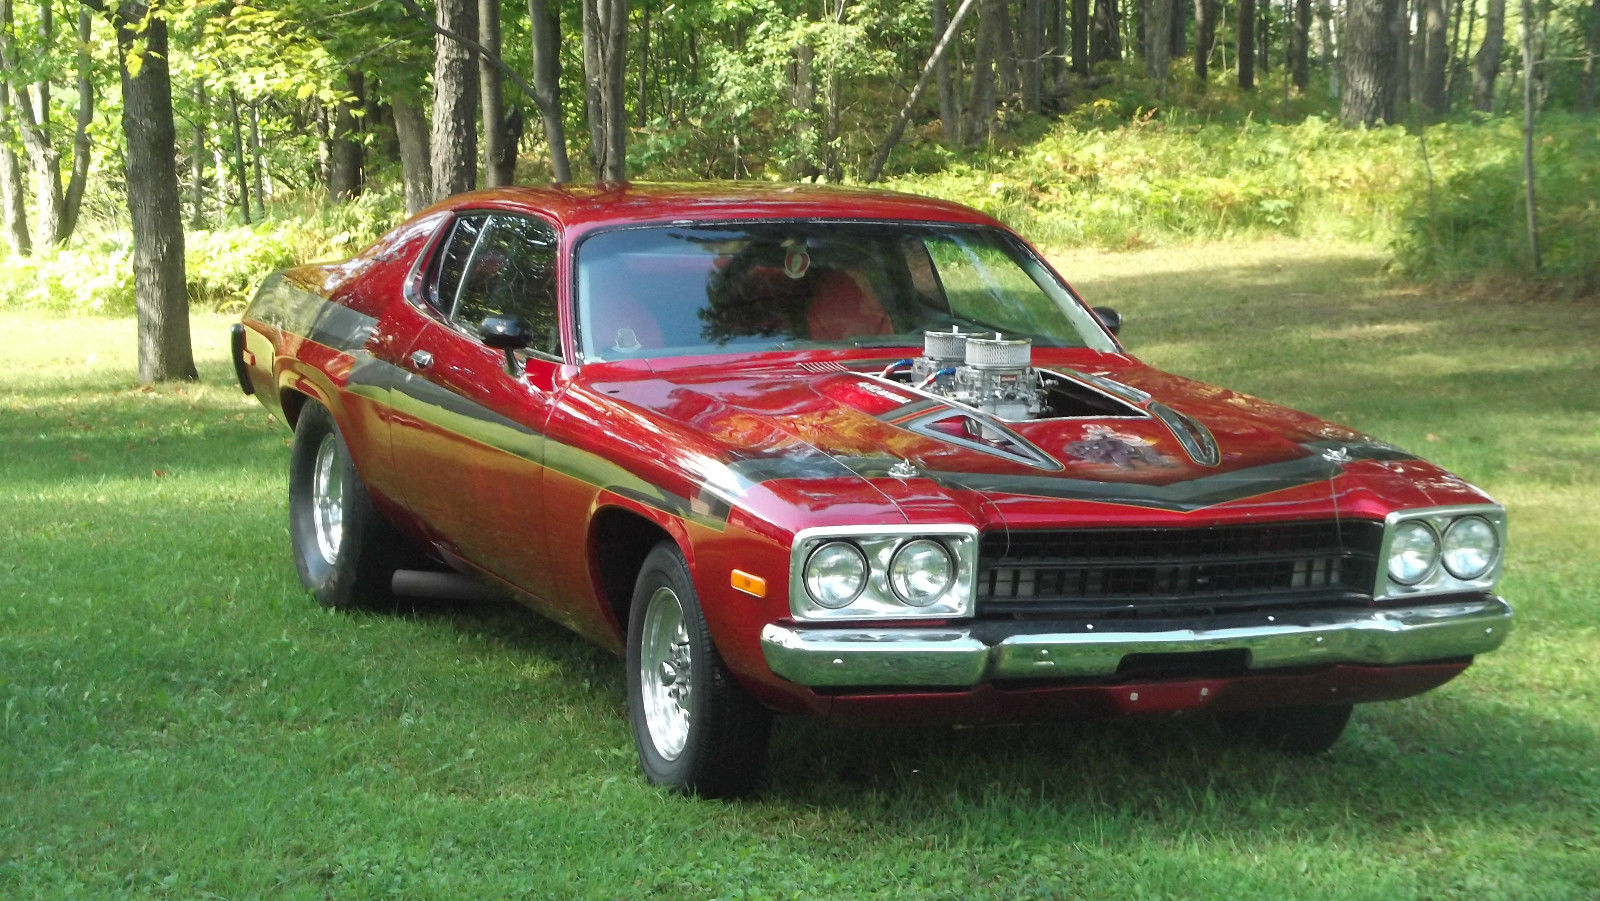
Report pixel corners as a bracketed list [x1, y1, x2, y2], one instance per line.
[237, 183, 1506, 732]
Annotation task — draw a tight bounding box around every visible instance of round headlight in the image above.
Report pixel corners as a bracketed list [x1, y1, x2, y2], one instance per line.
[1441, 516, 1498, 580]
[888, 539, 955, 607]
[804, 542, 868, 609]
[1387, 520, 1439, 585]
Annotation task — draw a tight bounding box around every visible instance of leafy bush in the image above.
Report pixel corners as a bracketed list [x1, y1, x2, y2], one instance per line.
[0, 187, 404, 316]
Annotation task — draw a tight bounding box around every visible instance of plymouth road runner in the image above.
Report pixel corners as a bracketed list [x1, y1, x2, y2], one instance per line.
[233, 183, 1510, 796]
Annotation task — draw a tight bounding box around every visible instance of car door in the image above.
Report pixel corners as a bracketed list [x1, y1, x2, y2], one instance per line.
[388, 212, 565, 602]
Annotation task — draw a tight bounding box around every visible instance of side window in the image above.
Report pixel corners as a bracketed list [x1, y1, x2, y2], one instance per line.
[430, 216, 485, 313]
[452, 215, 560, 357]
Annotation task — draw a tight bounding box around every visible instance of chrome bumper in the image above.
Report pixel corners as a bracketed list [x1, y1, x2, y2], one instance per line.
[760, 597, 1513, 688]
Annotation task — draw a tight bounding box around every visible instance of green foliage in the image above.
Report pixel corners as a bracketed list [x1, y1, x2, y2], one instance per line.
[0, 189, 403, 316]
[1392, 115, 1600, 286]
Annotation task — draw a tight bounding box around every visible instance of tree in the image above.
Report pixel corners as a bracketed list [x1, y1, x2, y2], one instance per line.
[1421, 0, 1449, 113]
[1194, 0, 1215, 83]
[1471, 0, 1505, 110]
[1091, 0, 1120, 62]
[328, 71, 363, 200]
[868, 0, 980, 179]
[527, 0, 571, 180]
[1240, 0, 1256, 88]
[1145, 0, 1174, 95]
[1292, 0, 1312, 90]
[432, 0, 479, 200]
[479, 0, 514, 186]
[86, 0, 196, 382]
[1342, 0, 1400, 125]
[582, 0, 627, 180]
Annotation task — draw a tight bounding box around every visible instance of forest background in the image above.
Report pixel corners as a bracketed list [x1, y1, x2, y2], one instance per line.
[0, 0, 1595, 382]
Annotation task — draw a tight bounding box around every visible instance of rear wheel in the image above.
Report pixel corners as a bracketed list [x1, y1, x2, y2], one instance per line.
[626, 542, 771, 797]
[288, 402, 403, 609]
[1228, 703, 1354, 755]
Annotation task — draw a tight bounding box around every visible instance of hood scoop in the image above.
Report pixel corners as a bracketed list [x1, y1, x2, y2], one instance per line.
[902, 407, 1064, 471]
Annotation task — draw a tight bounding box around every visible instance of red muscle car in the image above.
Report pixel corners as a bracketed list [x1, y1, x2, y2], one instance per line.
[233, 183, 1510, 796]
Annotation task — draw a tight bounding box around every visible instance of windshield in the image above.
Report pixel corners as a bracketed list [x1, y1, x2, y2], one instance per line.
[575, 222, 1117, 362]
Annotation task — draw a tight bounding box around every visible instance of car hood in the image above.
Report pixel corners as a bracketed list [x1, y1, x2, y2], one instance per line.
[584, 353, 1454, 529]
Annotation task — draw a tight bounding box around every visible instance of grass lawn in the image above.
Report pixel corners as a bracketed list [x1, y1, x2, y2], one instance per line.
[3, 238, 1597, 899]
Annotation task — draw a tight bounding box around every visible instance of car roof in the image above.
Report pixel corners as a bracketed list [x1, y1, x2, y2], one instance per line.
[418, 181, 1005, 234]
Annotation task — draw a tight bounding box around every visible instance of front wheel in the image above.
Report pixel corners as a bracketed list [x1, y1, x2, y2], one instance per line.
[626, 542, 771, 797]
[288, 402, 403, 610]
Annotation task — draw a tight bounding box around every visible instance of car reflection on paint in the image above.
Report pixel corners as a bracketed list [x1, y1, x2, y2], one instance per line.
[234, 183, 1510, 796]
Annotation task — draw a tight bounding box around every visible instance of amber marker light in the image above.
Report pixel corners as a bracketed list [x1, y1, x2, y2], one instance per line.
[731, 569, 768, 598]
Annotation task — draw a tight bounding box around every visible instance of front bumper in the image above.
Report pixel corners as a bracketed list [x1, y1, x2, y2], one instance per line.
[760, 596, 1512, 688]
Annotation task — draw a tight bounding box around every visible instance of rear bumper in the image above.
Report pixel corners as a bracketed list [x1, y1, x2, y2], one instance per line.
[760, 596, 1512, 689]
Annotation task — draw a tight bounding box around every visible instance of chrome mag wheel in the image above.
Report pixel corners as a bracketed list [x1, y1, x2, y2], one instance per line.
[639, 585, 693, 761]
[311, 432, 345, 566]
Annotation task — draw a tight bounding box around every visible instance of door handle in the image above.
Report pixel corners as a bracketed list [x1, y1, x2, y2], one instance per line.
[409, 350, 434, 370]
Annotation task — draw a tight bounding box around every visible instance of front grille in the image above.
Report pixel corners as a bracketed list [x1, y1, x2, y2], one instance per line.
[978, 520, 1381, 619]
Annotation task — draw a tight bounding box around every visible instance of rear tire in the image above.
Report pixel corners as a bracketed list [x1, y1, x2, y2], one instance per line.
[288, 402, 403, 610]
[626, 542, 771, 797]
[1227, 703, 1354, 755]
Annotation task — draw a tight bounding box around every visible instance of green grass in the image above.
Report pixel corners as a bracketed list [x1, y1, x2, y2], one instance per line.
[3, 240, 1598, 898]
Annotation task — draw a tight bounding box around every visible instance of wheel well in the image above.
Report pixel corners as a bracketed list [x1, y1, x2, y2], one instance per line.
[280, 389, 310, 429]
[591, 508, 674, 635]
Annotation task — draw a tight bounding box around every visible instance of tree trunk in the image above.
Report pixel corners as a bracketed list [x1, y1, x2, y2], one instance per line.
[1145, 0, 1173, 95]
[793, 9, 818, 178]
[0, 76, 29, 256]
[431, 0, 479, 200]
[1073, 0, 1091, 73]
[329, 71, 364, 201]
[58, 5, 91, 241]
[392, 90, 433, 214]
[1257, 0, 1271, 75]
[479, 0, 513, 186]
[997, 0, 1018, 102]
[25, 0, 60, 245]
[1319, 0, 1338, 97]
[528, 0, 571, 180]
[1392, 0, 1410, 112]
[1584, 0, 1598, 113]
[1292, 0, 1311, 90]
[1421, 0, 1448, 113]
[1021, 0, 1042, 111]
[1445, 0, 1465, 102]
[1239, 0, 1256, 88]
[601, 0, 627, 180]
[1342, 0, 1400, 125]
[250, 102, 266, 212]
[934, 0, 957, 139]
[1470, 0, 1503, 110]
[115, 7, 195, 383]
[1091, 0, 1120, 62]
[636, 0, 649, 126]
[1195, 0, 1214, 82]
[1049, 0, 1068, 88]
[1170, 0, 1187, 57]
[189, 82, 206, 228]
[967, 0, 1000, 145]
[1520, 0, 1538, 268]
[229, 89, 251, 223]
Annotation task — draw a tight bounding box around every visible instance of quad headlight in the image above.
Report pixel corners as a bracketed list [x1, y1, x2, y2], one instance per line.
[803, 542, 869, 608]
[1377, 505, 1505, 599]
[1386, 520, 1440, 585]
[1441, 516, 1499, 580]
[790, 526, 977, 621]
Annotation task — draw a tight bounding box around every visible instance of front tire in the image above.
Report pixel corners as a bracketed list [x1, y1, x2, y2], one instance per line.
[288, 402, 403, 610]
[626, 542, 771, 797]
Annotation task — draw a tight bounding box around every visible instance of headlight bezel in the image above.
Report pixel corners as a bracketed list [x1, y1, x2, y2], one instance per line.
[789, 525, 978, 622]
[1375, 504, 1505, 601]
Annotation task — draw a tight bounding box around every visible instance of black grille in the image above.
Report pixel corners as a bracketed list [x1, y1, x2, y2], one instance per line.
[978, 520, 1381, 619]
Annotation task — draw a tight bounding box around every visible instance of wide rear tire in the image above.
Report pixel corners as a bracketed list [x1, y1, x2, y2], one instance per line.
[288, 402, 404, 610]
[626, 542, 771, 797]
